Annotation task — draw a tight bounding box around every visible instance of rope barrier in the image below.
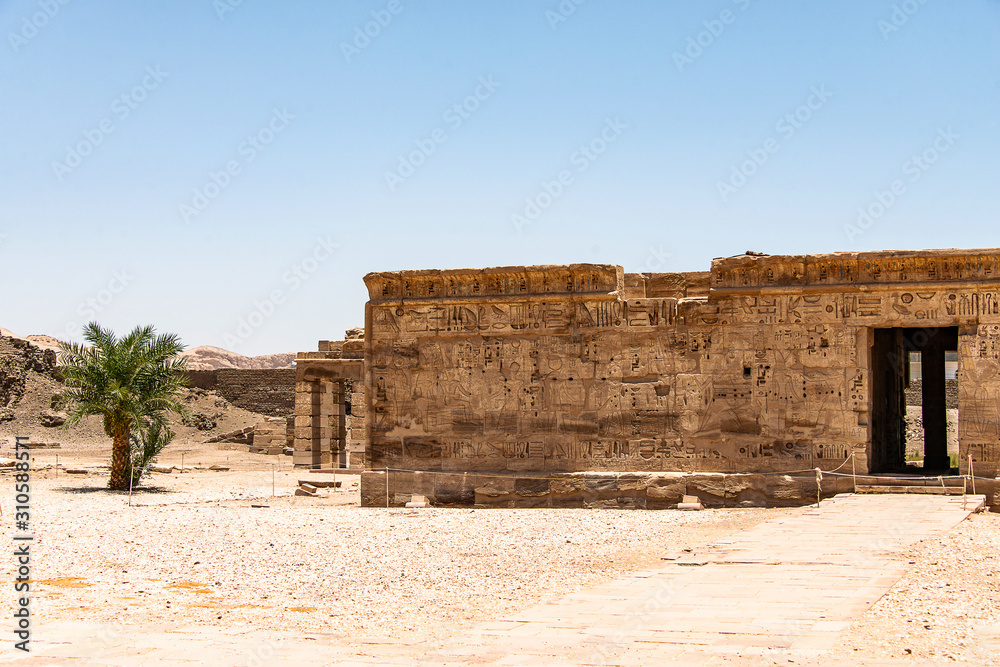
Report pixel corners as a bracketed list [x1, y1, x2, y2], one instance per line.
[26, 460, 995, 482]
[824, 452, 856, 474]
[823, 470, 995, 481]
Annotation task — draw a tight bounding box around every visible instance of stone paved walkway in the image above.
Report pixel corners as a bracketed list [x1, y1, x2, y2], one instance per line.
[1, 494, 985, 666]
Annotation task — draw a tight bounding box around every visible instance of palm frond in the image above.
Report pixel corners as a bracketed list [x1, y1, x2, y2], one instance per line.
[57, 322, 189, 490]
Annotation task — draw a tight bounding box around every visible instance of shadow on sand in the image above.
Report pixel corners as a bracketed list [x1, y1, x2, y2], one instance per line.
[55, 484, 178, 495]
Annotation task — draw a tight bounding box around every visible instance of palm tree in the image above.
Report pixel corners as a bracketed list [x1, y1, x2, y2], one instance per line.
[58, 323, 189, 490]
[129, 419, 175, 488]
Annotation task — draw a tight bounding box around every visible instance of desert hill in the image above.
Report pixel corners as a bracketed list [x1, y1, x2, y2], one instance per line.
[0, 333, 282, 447]
[0, 329, 294, 370]
[179, 346, 295, 370]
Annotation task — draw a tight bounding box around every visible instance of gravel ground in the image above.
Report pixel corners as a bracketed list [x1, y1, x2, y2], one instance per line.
[5, 443, 998, 661]
[834, 510, 1000, 663]
[3, 464, 777, 643]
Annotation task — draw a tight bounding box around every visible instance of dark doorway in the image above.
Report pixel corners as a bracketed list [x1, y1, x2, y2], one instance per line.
[870, 326, 958, 473]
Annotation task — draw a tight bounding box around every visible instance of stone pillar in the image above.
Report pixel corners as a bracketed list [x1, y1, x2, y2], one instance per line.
[293, 379, 341, 469]
[334, 379, 347, 468]
[922, 338, 950, 470]
[293, 380, 318, 468]
[292, 382, 316, 468]
[347, 382, 366, 468]
[317, 380, 340, 469]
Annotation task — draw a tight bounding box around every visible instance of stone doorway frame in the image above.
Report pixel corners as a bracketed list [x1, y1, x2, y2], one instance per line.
[870, 326, 958, 474]
[292, 358, 363, 470]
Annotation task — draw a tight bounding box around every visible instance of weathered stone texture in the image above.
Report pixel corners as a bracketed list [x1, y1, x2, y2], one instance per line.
[358, 470, 856, 509]
[292, 332, 365, 469]
[361, 251, 1000, 489]
[182, 369, 295, 416]
[1, 335, 57, 415]
[249, 417, 290, 455]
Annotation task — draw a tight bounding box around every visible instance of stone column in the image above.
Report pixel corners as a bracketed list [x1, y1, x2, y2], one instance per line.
[348, 382, 367, 468]
[334, 379, 348, 468]
[293, 379, 340, 469]
[293, 380, 318, 468]
[317, 380, 340, 469]
[922, 338, 950, 470]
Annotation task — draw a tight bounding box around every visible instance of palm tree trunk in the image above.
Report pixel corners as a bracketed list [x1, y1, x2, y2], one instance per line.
[108, 424, 130, 491]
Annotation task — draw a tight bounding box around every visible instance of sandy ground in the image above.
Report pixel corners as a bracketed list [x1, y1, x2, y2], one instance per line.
[2, 439, 997, 663]
[2, 453, 775, 644]
[834, 511, 1000, 663]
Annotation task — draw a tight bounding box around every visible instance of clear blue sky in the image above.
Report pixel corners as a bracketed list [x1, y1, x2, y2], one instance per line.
[2, 0, 998, 355]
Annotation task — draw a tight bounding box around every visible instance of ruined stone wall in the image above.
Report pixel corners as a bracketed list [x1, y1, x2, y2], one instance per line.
[181, 369, 295, 417]
[182, 370, 219, 391]
[1, 336, 57, 415]
[363, 251, 1000, 479]
[905, 380, 959, 408]
[293, 336, 364, 469]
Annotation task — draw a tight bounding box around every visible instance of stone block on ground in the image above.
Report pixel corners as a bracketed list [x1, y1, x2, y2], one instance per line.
[678, 494, 704, 510]
[405, 494, 431, 508]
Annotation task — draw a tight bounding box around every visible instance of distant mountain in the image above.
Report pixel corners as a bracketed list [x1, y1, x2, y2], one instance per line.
[179, 346, 295, 370]
[1, 329, 294, 370]
[0, 329, 62, 352]
[23, 335, 63, 352]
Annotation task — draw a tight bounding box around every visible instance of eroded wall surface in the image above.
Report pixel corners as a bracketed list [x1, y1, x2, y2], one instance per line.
[362, 251, 1000, 478]
[182, 369, 295, 417]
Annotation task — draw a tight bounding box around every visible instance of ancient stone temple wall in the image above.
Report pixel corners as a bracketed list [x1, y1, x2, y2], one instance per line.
[959, 323, 1000, 477]
[361, 251, 1000, 491]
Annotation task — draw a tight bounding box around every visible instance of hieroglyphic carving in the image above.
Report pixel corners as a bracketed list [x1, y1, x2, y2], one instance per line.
[364, 252, 1000, 476]
[714, 252, 1000, 289]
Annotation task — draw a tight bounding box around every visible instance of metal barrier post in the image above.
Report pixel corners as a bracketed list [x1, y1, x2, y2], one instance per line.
[969, 455, 976, 496]
[851, 453, 857, 493]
